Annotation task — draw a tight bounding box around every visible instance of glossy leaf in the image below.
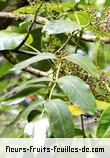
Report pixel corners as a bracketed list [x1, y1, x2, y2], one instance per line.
[0, 100, 44, 138]
[42, 19, 81, 34]
[44, 99, 74, 138]
[58, 75, 97, 114]
[93, 40, 106, 69]
[0, 30, 25, 50]
[96, 106, 110, 138]
[65, 54, 98, 77]
[12, 53, 56, 71]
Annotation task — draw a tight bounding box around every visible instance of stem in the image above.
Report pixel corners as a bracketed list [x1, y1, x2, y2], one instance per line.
[54, 29, 84, 55]
[105, 83, 110, 93]
[25, 43, 41, 54]
[15, 3, 43, 50]
[14, 49, 39, 55]
[81, 115, 86, 138]
[54, 35, 72, 54]
[48, 62, 61, 100]
[74, 12, 80, 25]
[74, 31, 83, 54]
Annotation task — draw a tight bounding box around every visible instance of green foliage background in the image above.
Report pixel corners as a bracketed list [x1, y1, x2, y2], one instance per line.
[0, 0, 110, 138]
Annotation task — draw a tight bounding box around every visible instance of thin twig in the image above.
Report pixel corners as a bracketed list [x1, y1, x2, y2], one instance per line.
[24, 43, 41, 54]
[15, 3, 43, 50]
[24, 66, 48, 77]
[54, 34, 72, 54]
[15, 49, 39, 56]
[74, 30, 83, 54]
[81, 34, 110, 43]
[48, 62, 61, 100]
[81, 115, 86, 138]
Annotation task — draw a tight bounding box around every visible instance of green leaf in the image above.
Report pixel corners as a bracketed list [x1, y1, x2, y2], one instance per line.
[58, 75, 97, 114]
[28, 110, 42, 122]
[13, 6, 40, 14]
[12, 53, 56, 71]
[8, 84, 46, 99]
[42, 19, 81, 34]
[0, 61, 12, 76]
[0, 0, 7, 2]
[25, 34, 33, 45]
[44, 99, 74, 138]
[65, 54, 98, 77]
[19, 21, 31, 33]
[105, 0, 110, 6]
[26, 77, 53, 85]
[96, 106, 110, 138]
[63, 0, 75, 4]
[96, 100, 110, 110]
[0, 100, 44, 138]
[93, 40, 106, 69]
[0, 30, 25, 50]
[68, 11, 89, 26]
[1, 77, 52, 101]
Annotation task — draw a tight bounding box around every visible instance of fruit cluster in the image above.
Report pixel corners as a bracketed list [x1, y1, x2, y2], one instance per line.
[87, 7, 110, 33]
[55, 52, 110, 102]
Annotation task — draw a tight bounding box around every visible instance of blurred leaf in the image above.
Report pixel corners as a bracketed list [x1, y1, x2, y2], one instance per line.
[104, 0, 110, 6]
[104, 44, 110, 64]
[0, 30, 25, 50]
[75, 128, 84, 136]
[103, 127, 110, 138]
[2, 77, 52, 101]
[12, 53, 56, 71]
[0, 100, 44, 137]
[0, 61, 12, 77]
[93, 40, 106, 69]
[58, 75, 97, 114]
[28, 110, 42, 122]
[25, 34, 33, 45]
[65, 54, 98, 77]
[13, 6, 40, 14]
[19, 21, 31, 33]
[20, 100, 44, 120]
[96, 100, 110, 110]
[42, 19, 81, 34]
[44, 99, 74, 138]
[7, 84, 46, 99]
[27, 77, 53, 85]
[68, 11, 89, 25]
[0, 80, 9, 92]
[62, 0, 75, 4]
[68, 104, 84, 116]
[0, 0, 7, 1]
[96, 106, 110, 138]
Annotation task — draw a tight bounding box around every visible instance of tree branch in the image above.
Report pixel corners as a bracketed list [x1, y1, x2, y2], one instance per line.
[81, 34, 110, 44]
[1, 11, 110, 44]
[1, 50, 48, 77]
[0, 11, 48, 24]
[24, 66, 48, 77]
